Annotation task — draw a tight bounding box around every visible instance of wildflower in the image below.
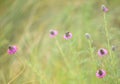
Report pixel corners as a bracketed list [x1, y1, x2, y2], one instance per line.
[49, 29, 58, 38]
[64, 32, 72, 40]
[85, 33, 91, 39]
[101, 5, 108, 12]
[111, 45, 116, 51]
[96, 69, 106, 78]
[7, 45, 18, 55]
[97, 48, 108, 57]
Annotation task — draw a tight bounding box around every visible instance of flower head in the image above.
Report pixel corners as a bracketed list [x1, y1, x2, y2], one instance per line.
[97, 48, 108, 57]
[101, 5, 108, 12]
[85, 33, 91, 39]
[49, 29, 58, 38]
[112, 45, 116, 51]
[96, 69, 106, 78]
[64, 32, 72, 40]
[7, 45, 18, 55]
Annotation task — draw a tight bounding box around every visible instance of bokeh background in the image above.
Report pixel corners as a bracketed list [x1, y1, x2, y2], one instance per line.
[0, 0, 120, 84]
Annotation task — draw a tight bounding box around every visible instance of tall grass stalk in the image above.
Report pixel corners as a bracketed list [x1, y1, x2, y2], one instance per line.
[103, 13, 112, 57]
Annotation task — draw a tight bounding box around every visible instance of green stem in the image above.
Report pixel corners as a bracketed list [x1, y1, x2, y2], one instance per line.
[56, 40, 69, 68]
[103, 13, 112, 57]
[88, 39, 94, 58]
[103, 12, 117, 83]
[104, 13, 109, 48]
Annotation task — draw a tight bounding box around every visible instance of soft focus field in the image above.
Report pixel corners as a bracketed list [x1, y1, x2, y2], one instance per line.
[0, 0, 120, 84]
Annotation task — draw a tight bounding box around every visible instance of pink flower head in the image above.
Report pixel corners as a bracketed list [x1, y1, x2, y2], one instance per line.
[7, 45, 18, 55]
[49, 29, 58, 38]
[97, 48, 108, 57]
[64, 32, 72, 40]
[96, 69, 106, 78]
[101, 5, 108, 12]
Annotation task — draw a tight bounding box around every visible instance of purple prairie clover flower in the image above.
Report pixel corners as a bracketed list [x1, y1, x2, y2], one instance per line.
[101, 5, 109, 12]
[96, 69, 106, 78]
[49, 29, 58, 38]
[97, 48, 108, 57]
[7, 45, 18, 55]
[64, 32, 72, 40]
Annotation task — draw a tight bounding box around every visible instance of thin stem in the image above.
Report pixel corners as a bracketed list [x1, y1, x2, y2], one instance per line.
[88, 39, 98, 67]
[55, 39, 76, 76]
[103, 12, 117, 83]
[104, 13, 110, 49]
[88, 39, 94, 58]
[86, 34, 95, 59]
[103, 13, 112, 58]
[8, 55, 25, 84]
[55, 40, 69, 69]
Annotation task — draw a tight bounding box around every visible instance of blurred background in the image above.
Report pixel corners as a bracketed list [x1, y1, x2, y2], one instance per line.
[0, 0, 120, 84]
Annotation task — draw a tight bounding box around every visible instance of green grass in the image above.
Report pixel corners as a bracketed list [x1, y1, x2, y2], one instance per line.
[0, 0, 120, 84]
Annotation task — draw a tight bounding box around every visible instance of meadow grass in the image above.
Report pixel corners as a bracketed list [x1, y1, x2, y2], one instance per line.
[0, 0, 120, 84]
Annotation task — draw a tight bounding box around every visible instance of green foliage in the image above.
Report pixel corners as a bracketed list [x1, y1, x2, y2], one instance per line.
[0, 0, 120, 84]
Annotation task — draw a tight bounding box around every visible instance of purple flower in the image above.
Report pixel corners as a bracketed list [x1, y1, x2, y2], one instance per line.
[97, 48, 108, 57]
[49, 29, 58, 38]
[7, 45, 18, 55]
[96, 69, 106, 78]
[101, 5, 108, 12]
[64, 32, 72, 40]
